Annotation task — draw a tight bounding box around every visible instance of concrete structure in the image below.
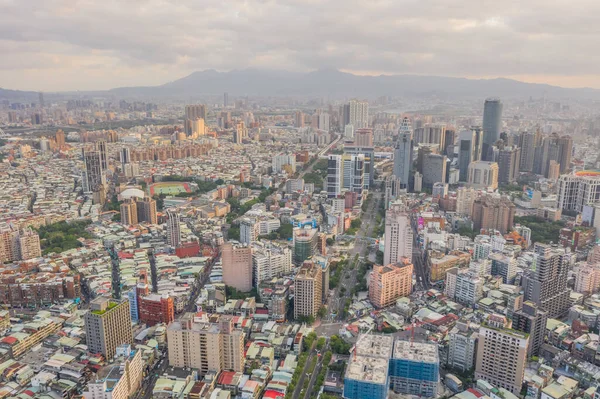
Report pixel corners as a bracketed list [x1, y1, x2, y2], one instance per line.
[519, 131, 539, 173]
[326, 155, 343, 198]
[471, 194, 515, 234]
[422, 153, 447, 188]
[446, 268, 483, 306]
[489, 253, 517, 284]
[447, 321, 477, 372]
[574, 263, 600, 295]
[389, 340, 439, 397]
[557, 172, 600, 213]
[482, 98, 503, 160]
[120, 199, 138, 226]
[368, 258, 413, 308]
[393, 130, 413, 190]
[475, 322, 528, 395]
[468, 161, 499, 190]
[139, 294, 174, 326]
[272, 154, 296, 174]
[498, 147, 521, 184]
[165, 209, 181, 247]
[84, 297, 133, 360]
[294, 261, 322, 319]
[348, 99, 369, 129]
[167, 313, 245, 377]
[512, 301, 548, 356]
[384, 204, 413, 266]
[456, 187, 478, 216]
[136, 197, 157, 224]
[17, 227, 41, 261]
[221, 242, 252, 292]
[83, 346, 143, 399]
[354, 128, 374, 147]
[293, 227, 318, 265]
[415, 123, 447, 151]
[252, 243, 292, 287]
[458, 128, 483, 181]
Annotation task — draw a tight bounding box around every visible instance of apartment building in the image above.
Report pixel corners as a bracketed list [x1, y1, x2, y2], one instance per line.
[221, 242, 252, 292]
[84, 297, 133, 360]
[368, 257, 413, 308]
[294, 261, 322, 319]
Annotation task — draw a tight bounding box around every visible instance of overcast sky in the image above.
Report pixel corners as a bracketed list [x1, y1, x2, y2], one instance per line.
[2, 0, 599, 92]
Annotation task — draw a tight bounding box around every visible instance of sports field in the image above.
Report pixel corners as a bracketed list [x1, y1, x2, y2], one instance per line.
[149, 182, 192, 196]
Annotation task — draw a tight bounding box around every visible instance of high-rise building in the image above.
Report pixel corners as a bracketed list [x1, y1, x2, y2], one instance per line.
[166, 209, 181, 247]
[342, 154, 366, 206]
[482, 98, 503, 160]
[83, 345, 144, 399]
[221, 242, 252, 292]
[348, 99, 369, 129]
[138, 294, 174, 326]
[120, 147, 131, 167]
[445, 268, 483, 306]
[83, 149, 105, 192]
[252, 243, 292, 287]
[55, 129, 66, 149]
[293, 227, 318, 265]
[458, 128, 483, 181]
[574, 262, 600, 295]
[96, 140, 108, 171]
[294, 111, 304, 128]
[84, 297, 133, 359]
[344, 145, 375, 189]
[190, 118, 205, 137]
[272, 154, 296, 173]
[167, 313, 245, 377]
[389, 340, 439, 397]
[521, 243, 571, 318]
[468, 161, 499, 190]
[185, 104, 207, 121]
[497, 146, 521, 184]
[385, 175, 402, 209]
[447, 321, 477, 372]
[343, 335, 391, 399]
[354, 128, 374, 147]
[38, 92, 44, 108]
[471, 194, 515, 234]
[0, 224, 22, 263]
[120, 199, 138, 226]
[556, 172, 600, 213]
[294, 261, 322, 319]
[136, 197, 157, 224]
[224, 92, 229, 107]
[475, 317, 528, 395]
[368, 257, 413, 308]
[456, 187, 478, 216]
[518, 131, 538, 172]
[17, 227, 41, 261]
[393, 131, 412, 190]
[512, 301, 548, 357]
[489, 253, 517, 284]
[414, 123, 446, 151]
[558, 135, 573, 174]
[384, 204, 413, 265]
[326, 154, 343, 198]
[422, 153, 447, 188]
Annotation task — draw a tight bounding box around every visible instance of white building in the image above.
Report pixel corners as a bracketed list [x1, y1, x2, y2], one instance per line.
[557, 172, 600, 213]
[384, 204, 413, 265]
[327, 155, 343, 198]
[166, 209, 181, 247]
[468, 161, 499, 190]
[456, 187, 478, 216]
[349, 99, 369, 129]
[252, 243, 293, 287]
[272, 154, 297, 173]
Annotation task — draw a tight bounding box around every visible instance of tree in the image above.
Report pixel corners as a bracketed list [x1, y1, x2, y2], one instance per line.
[326, 237, 334, 246]
[297, 315, 315, 326]
[330, 335, 352, 354]
[278, 223, 294, 240]
[303, 331, 318, 351]
[350, 219, 362, 229]
[376, 250, 384, 264]
[316, 337, 326, 351]
[317, 306, 327, 319]
[514, 215, 565, 244]
[228, 227, 240, 241]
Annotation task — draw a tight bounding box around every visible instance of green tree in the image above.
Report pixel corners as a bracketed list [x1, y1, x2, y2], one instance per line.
[277, 223, 294, 240]
[317, 306, 327, 319]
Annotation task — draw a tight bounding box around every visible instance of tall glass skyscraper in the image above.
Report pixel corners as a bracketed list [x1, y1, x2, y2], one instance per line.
[482, 98, 503, 160]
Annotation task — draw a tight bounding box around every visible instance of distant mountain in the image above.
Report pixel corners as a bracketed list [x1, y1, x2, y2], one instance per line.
[0, 88, 40, 102]
[109, 68, 600, 100]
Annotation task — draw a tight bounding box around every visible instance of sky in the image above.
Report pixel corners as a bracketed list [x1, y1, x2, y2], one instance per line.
[2, 0, 600, 92]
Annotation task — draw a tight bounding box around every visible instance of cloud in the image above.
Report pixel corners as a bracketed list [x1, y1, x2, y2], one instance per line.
[1, 0, 600, 90]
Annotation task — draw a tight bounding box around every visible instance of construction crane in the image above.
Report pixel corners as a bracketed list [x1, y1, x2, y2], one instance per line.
[350, 324, 375, 360]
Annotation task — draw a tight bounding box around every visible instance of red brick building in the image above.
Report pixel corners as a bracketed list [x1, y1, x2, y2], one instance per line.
[139, 294, 174, 326]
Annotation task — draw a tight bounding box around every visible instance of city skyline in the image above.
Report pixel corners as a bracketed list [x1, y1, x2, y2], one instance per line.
[2, 1, 600, 91]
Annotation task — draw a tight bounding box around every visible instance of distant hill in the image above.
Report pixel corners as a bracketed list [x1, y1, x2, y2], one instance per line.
[0, 88, 40, 102]
[109, 68, 600, 100]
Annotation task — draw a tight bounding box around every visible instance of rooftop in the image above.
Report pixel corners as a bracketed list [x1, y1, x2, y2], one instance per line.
[393, 340, 439, 363]
[345, 355, 389, 385]
[355, 334, 394, 359]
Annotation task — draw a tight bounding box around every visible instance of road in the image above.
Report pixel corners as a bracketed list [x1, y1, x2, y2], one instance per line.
[410, 212, 431, 290]
[136, 355, 169, 399]
[291, 340, 318, 399]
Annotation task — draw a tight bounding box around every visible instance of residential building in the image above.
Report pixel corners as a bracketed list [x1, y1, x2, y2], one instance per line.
[574, 263, 600, 295]
[17, 227, 41, 260]
[139, 294, 175, 326]
[458, 128, 483, 181]
[136, 197, 157, 224]
[294, 261, 322, 319]
[471, 194, 515, 234]
[293, 227, 318, 265]
[422, 153, 447, 188]
[456, 187, 478, 216]
[348, 99, 369, 129]
[326, 155, 343, 198]
[490, 253, 517, 284]
[519, 131, 539, 173]
[389, 340, 439, 397]
[120, 199, 138, 226]
[344, 335, 393, 399]
[557, 172, 600, 213]
[384, 204, 413, 266]
[166, 209, 181, 247]
[221, 242, 252, 292]
[252, 243, 292, 287]
[468, 161, 499, 190]
[498, 147, 521, 184]
[368, 258, 413, 308]
[272, 154, 296, 174]
[512, 301, 548, 357]
[83, 346, 144, 399]
[84, 297, 133, 360]
[393, 128, 413, 190]
[447, 321, 477, 372]
[445, 268, 483, 306]
[414, 123, 447, 151]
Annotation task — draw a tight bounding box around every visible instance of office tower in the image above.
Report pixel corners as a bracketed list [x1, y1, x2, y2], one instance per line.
[521, 243, 571, 318]
[272, 154, 296, 173]
[475, 318, 528, 395]
[348, 99, 369, 129]
[38, 92, 44, 108]
[369, 257, 413, 308]
[17, 227, 41, 261]
[83, 149, 105, 192]
[343, 335, 392, 399]
[489, 253, 517, 284]
[167, 313, 245, 376]
[136, 197, 157, 224]
[447, 321, 477, 372]
[343, 154, 366, 206]
[294, 261, 322, 319]
[7, 111, 17, 123]
[384, 204, 413, 265]
[127, 288, 139, 322]
[458, 129, 482, 181]
[444, 129, 456, 155]
[294, 111, 304, 128]
[221, 242, 252, 292]
[422, 153, 447, 188]
[190, 118, 205, 136]
[139, 294, 175, 326]
[32, 113, 42, 125]
[482, 98, 503, 160]
[327, 155, 343, 198]
[497, 146, 521, 183]
[385, 175, 401, 209]
[393, 131, 413, 189]
[224, 92, 229, 107]
[84, 346, 144, 399]
[120, 199, 138, 226]
[165, 209, 181, 247]
[456, 187, 477, 216]
[340, 103, 351, 128]
[239, 218, 258, 245]
[512, 301, 548, 356]
[293, 227, 318, 265]
[55, 129, 66, 149]
[518, 131, 537, 172]
[558, 135, 573, 174]
[354, 128, 374, 147]
[185, 104, 206, 121]
[84, 297, 133, 359]
[344, 145, 374, 189]
[414, 123, 447, 151]
[252, 243, 292, 287]
[471, 194, 515, 234]
[96, 140, 108, 171]
[557, 172, 600, 213]
[120, 147, 131, 168]
[389, 340, 439, 397]
[445, 268, 483, 306]
[468, 161, 499, 190]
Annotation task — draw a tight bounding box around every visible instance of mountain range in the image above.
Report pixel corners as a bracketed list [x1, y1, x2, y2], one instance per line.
[3, 69, 600, 100]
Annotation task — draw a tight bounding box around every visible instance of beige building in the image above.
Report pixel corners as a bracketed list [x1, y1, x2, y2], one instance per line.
[18, 227, 41, 260]
[369, 257, 413, 308]
[0, 224, 20, 263]
[471, 194, 516, 234]
[167, 313, 245, 376]
[475, 317, 529, 395]
[468, 161, 499, 190]
[84, 345, 144, 399]
[120, 199, 138, 226]
[456, 187, 478, 216]
[84, 297, 133, 360]
[222, 242, 253, 292]
[383, 204, 413, 266]
[294, 261, 322, 319]
[137, 197, 158, 224]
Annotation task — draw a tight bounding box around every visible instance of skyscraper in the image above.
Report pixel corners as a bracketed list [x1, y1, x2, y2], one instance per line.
[348, 99, 369, 129]
[55, 129, 66, 149]
[293, 227, 319, 265]
[518, 131, 538, 172]
[497, 146, 521, 183]
[326, 154, 343, 198]
[512, 301, 548, 356]
[96, 140, 108, 171]
[83, 149, 105, 192]
[294, 261, 323, 319]
[557, 172, 600, 213]
[521, 243, 571, 318]
[482, 98, 503, 161]
[166, 209, 181, 247]
[471, 194, 515, 234]
[458, 128, 483, 181]
[84, 297, 133, 359]
[120, 199, 138, 226]
[468, 161, 499, 190]
[393, 131, 412, 190]
[414, 123, 446, 151]
[137, 197, 158, 224]
[184, 104, 207, 135]
[557, 135, 573, 174]
[221, 242, 252, 292]
[354, 128, 374, 147]
[422, 153, 447, 188]
[384, 204, 413, 265]
[224, 92, 229, 107]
